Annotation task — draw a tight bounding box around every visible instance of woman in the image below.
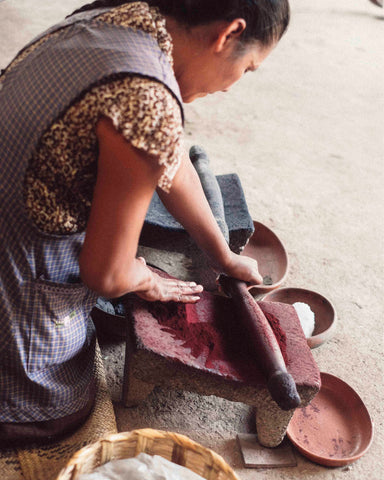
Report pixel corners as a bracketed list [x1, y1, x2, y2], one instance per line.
[0, 0, 289, 444]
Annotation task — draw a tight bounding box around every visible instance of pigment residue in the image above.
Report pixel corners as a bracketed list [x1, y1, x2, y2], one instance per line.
[264, 311, 288, 364]
[147, 299, 288, 369]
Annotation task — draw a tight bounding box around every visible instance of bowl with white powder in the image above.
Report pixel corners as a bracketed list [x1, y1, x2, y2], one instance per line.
[263, 287, 336, 348]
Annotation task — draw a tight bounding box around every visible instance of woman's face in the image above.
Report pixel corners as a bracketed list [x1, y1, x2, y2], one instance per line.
[180, 41, 275, 103]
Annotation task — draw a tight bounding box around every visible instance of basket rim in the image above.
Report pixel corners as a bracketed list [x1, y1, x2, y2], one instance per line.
[57, 428, 241, 480]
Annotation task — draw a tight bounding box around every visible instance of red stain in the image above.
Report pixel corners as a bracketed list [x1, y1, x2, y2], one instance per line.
[147, 299, 227, 370]
[147, 293, 289, 377]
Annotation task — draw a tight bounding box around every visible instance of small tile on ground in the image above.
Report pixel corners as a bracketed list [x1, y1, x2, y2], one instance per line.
[237, 434, 297, 468]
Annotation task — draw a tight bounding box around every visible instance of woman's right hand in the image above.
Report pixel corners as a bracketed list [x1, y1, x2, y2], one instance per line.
[221, 251, 264, 286]
[135, 258, 203, 303]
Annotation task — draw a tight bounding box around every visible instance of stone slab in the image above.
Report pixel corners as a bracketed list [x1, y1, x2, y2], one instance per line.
[127, 292, 321, 393]
[140, 174, 254, 254]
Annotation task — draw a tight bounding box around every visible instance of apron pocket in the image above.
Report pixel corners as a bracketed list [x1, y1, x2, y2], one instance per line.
[25, 278, 97, 373]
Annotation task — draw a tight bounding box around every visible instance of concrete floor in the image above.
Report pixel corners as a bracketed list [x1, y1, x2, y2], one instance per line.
[1, 1, 383, 479]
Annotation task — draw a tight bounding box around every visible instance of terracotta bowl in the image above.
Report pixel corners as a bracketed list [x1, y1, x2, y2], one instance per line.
[263, 287, 336, 348]
[287, 372, 374, 467]
[241, 221, 288, 295]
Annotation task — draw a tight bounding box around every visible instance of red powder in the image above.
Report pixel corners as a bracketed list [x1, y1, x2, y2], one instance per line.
[147, 301, 226, 369]
[147, 298, 288, 369]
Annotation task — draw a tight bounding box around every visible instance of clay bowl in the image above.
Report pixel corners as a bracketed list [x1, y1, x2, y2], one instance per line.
[263, 287, 336, 348]
[287, 372, 374, 467]
[241, 221, 288, 295]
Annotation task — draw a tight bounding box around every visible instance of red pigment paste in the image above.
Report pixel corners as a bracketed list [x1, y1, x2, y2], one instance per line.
[147, 299, 288, 368]
[264, 311, 288, 364]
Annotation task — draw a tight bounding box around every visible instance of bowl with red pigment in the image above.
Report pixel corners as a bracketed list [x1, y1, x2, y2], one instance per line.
[263, 287, 337, 349]
[241, 221, 289, 295]
[287, 372, 373, 467]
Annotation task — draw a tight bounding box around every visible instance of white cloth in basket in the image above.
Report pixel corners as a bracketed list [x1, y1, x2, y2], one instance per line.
[78, 452, 205, 480]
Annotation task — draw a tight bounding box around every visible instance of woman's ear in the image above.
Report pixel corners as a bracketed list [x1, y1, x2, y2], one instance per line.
[214, 19, 247, 53]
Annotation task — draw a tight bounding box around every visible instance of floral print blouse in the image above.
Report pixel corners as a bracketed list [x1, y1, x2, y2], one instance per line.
[11, 2, 184, 234]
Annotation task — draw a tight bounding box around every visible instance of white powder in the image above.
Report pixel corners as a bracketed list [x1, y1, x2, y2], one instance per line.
[293, 302, 315, 338]
[78, 452, 205, 480]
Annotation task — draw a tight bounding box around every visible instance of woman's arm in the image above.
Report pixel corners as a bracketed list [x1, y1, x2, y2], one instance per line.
[157, 151, 263, 285]
[79, 117, 202, 302]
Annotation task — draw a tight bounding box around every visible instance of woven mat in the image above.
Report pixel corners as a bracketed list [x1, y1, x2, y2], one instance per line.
[0, 342, 117, 480]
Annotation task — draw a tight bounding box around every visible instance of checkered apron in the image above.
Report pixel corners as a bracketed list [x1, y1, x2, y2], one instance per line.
[0, 8, 183, 423]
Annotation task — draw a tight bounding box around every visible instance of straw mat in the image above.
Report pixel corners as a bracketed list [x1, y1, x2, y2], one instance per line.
[0, 343, 117, 480]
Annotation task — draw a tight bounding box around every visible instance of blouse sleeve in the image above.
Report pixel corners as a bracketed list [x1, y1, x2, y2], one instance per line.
[97, 75, 184, 192]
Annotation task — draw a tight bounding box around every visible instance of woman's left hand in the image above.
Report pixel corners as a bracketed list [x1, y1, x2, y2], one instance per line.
[135, 257, 203, 303]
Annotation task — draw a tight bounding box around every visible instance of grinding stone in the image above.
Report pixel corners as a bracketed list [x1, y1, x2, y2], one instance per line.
[121, 273, 321, 447]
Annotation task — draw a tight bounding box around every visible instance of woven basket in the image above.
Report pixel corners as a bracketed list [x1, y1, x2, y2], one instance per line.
[56, 428, 240, 480]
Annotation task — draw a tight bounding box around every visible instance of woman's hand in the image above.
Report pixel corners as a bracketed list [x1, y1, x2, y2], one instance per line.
[135, 258, 203, 303]
[221, 251, 264, 285]
[156, 153, 263, 288]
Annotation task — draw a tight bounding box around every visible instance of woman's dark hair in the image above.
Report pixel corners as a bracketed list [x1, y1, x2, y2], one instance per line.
[69, 0, 290, 47]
